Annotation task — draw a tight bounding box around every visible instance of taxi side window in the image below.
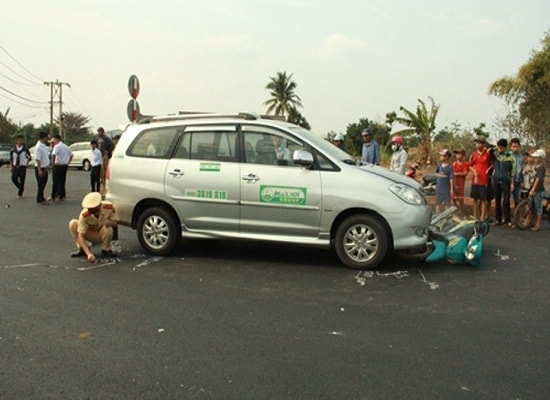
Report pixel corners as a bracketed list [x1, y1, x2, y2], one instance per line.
[243, 132, 304, 167]
[127, 127, 178, 158]
[313, 150, 339, 171]
[174, 131, 238, 162]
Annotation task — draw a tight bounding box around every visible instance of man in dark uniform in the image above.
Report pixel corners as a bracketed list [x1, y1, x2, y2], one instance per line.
[9, 135, 31, 198]
[68, 192, 118, 262]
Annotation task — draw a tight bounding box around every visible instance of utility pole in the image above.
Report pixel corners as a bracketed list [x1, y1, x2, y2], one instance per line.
[58, 81, 70, 140]
[44, 80, 70, 140]
[44, 81, 54, 137]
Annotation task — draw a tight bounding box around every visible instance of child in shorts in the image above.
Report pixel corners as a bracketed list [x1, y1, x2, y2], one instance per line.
[452, 149, 469, 215]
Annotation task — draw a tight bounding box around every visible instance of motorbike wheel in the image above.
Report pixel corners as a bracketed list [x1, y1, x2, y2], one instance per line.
[513, 198, 533, 230]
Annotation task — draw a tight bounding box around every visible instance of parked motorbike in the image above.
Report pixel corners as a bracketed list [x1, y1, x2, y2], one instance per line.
[401, 206, 490, 266]
[421, 174, 437, 196]
[406, 162, 419, 179]
[513, 189, 550, 229]
[406, 163, 436, 196]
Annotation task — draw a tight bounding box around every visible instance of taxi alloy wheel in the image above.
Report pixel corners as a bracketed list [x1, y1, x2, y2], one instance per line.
[335, 214, 388, 270]
[137, 207, 180, 255]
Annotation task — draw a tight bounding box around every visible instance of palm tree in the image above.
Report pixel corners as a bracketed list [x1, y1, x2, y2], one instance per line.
[287, 107, 311, 130]
[394, 97, 440, 165]
[264, 72, 303, 118]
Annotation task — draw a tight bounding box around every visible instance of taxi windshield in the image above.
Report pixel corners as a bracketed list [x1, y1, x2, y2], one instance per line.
[289, 126, 354, 163]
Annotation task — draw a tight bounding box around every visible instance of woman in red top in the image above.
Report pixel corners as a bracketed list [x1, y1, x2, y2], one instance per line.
[469, 136, 493, 220]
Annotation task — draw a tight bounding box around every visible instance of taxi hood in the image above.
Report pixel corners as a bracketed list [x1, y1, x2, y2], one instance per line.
[357, 163, 423, 190]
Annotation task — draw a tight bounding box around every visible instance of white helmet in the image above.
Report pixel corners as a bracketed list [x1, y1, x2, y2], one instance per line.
[334, 133, 344, 141]
[532, 149, 546, 159]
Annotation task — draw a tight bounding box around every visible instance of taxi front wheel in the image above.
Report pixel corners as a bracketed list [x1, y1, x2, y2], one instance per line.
[137, 207, 180, 255]
[335, 214, 388, 270]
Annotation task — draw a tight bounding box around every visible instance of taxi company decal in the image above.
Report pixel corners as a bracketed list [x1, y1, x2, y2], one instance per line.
[259, 185, 307, 205]
[185, 189, 228, 200]
[199, 162, 221, 172]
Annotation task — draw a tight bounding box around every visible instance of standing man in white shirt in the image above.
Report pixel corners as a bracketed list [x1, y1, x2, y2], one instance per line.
[34, 131, 51, 205]
[9, 135, 32, 198]
[89, 139, 102, 192]
[49, 134, 73, 201]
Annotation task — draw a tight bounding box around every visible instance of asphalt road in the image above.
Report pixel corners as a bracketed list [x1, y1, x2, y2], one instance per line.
[0, 166, 548, 399]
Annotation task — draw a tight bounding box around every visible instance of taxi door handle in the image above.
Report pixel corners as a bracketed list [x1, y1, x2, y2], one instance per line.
[242, 173, 259, 183]
[168, 169, 184, 177]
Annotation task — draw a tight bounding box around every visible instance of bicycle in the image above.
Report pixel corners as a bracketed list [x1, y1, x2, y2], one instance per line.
[513, 190, 550, 229]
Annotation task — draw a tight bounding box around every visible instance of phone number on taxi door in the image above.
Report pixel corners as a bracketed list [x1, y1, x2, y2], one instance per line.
[194, 189, 227, 199]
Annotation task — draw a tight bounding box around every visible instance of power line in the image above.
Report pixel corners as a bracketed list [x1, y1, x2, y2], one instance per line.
[0, 92, 46, 109]
[0, 71, 45, 106]
[0, 60, 40, 85]
[0, 71, 42, 87]
[0, 45, 44, 83]
[0, 84, 46, 104]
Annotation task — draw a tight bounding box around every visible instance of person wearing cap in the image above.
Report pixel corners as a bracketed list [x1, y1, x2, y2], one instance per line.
[96, 127, 114, 196]
[435, 149, 454, 212]
[68, 192, 118, 262]
[469, 135, 493, 220]
[521, 149, 536, 194]
[452, 148, 469, 215]
[389, 135, 408, 174]
[490, 138, 516, 226]
[361, 128, 380, 165]
[528, 149, 546, 231]
[333, 133, 347, 152]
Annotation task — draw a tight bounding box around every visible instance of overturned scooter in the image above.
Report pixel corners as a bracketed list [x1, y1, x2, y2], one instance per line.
[403, 206, 490, 266]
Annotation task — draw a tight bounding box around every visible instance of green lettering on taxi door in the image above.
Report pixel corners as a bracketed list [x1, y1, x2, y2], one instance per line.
[259, 185, 307, 205]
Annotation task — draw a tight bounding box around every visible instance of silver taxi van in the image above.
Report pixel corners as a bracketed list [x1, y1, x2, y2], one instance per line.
[106, 112, 430, 269]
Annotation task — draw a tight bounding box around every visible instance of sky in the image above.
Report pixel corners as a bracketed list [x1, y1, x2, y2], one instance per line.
[1, 0, 549, 138]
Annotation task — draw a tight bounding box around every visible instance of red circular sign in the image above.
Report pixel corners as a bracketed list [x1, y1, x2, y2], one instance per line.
[128, 75, 140, 99]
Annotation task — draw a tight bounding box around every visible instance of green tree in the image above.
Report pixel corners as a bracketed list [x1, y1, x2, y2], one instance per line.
[287, 107, 311, 130]
[345, 118, 391, 158]
[393, 96, 440, 165]
[264, 71, 303, 118]
[489, 31, 550, 146]
[0, 108, 18, 143]
[494, 109, 528, 143]
[60, 111, 91, 142]
[432, 122, 477, 158]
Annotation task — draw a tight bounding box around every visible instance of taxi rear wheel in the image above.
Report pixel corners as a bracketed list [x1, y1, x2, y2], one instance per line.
[335, 214, 388, 270]
[137, 207, 180, 255]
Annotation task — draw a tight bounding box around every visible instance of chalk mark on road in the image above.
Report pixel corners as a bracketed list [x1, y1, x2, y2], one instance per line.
[418, 268, 439, 290]
[2, 253, 163, 272]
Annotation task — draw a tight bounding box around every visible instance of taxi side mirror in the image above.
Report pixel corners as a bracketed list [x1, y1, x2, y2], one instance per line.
[292, 150, 314, 167]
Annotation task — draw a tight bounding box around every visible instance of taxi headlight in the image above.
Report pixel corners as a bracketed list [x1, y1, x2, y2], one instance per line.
[389, 183, 425, 205]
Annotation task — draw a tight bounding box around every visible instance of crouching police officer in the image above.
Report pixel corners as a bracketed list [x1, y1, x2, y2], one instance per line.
[69, 192, 118, 262]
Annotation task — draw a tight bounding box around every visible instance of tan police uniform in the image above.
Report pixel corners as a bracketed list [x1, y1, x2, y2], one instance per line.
[69, 192, 117, 252]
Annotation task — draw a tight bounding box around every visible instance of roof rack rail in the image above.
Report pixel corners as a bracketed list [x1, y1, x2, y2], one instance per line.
[137, 111, 287, 124]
